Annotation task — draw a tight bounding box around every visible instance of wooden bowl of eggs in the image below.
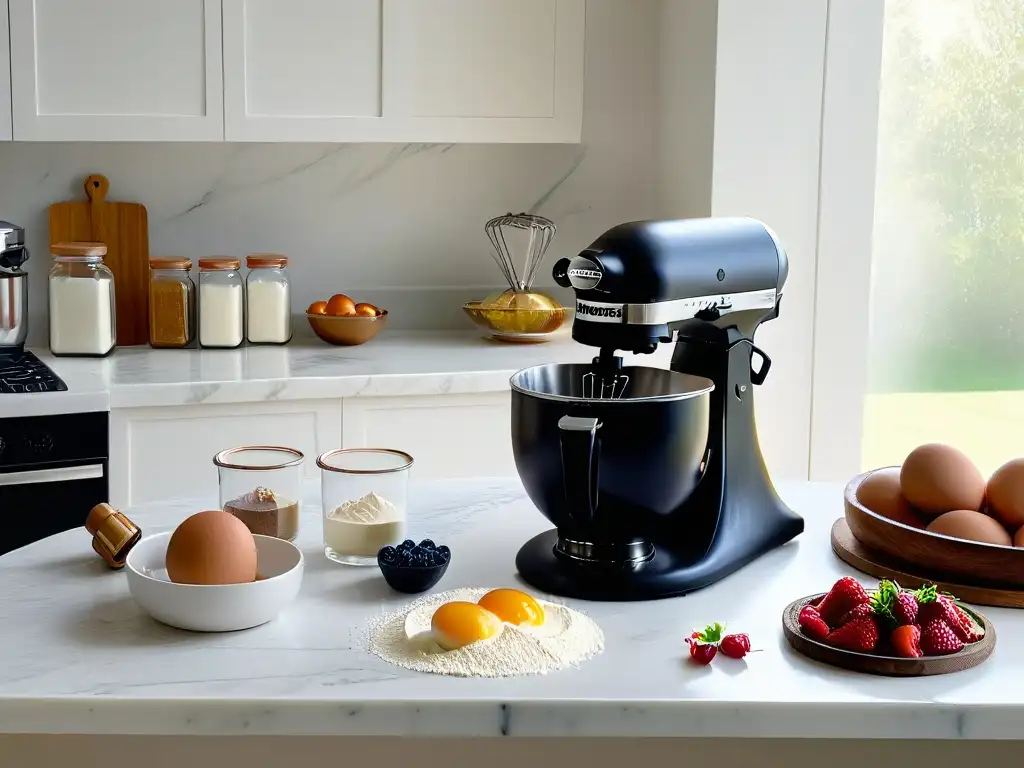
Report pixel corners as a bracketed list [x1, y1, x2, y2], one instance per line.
[845, 446, 1024, 588]
[126, 511, 304, 632]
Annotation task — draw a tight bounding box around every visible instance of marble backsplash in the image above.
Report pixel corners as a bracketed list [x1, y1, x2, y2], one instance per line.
[0, 0, 657, 341]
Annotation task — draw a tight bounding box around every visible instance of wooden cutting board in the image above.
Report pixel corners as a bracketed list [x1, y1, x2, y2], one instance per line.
[49, 174, 150, 346]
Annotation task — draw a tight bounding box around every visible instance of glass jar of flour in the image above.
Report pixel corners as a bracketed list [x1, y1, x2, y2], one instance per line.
[245, 254, 291, 345]
[48, 242, 116, 357]
[198, 258, 244, 348]
[318, 448, 413, 566]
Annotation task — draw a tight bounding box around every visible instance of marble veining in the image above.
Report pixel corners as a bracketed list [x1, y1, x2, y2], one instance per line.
[0, 477, 1021, 738]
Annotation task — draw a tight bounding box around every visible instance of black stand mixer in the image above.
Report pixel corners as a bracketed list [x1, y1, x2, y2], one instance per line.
[510, 217, 804, 600]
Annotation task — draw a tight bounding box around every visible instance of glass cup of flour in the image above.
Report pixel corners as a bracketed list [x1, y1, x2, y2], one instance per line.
[317, 448, 413, 565]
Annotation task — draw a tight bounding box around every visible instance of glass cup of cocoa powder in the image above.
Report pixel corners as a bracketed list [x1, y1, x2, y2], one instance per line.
[214, 446, 304, 541]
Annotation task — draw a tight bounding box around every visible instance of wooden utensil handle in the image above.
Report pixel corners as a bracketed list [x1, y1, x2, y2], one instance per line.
[85, 174, 109, 203]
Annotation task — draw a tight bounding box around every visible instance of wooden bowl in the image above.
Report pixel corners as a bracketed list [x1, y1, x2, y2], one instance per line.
[782, 593, 995, 676]
[306, 310, 387, 346]
[845, 468, 1024, 588]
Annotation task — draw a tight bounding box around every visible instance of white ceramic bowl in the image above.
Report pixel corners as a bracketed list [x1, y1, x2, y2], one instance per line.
[125, 532, 304, 632]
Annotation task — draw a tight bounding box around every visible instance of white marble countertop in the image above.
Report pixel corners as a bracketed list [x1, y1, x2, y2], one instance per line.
[5, 330, 672, 417]
[0, 476, 1021, 739]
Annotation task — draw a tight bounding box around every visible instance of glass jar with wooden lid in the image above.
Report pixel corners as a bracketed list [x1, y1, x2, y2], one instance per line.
[245, 254, 291, 345]
[198, 257, 244, 349]
[149, 258, 195, 348]
[48, 242, 116, 357]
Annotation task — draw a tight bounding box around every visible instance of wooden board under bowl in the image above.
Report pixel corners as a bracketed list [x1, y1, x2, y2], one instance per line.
[782, 593, 995, 676]
[845, 468, 1024, 589]
[831, 518, 1024, 608]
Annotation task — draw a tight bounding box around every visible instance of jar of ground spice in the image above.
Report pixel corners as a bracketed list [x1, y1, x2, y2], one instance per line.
[149, 258, 195, 348]
[214, 446, 304, 540]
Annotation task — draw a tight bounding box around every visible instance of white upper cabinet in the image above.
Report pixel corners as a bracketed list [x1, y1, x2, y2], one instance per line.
[9, 0, 224, 141]
[224, 0, 585, 143]
[384, 0, 585, 142]
[0, 2, 11, 140]
[223, 0, 384, 142]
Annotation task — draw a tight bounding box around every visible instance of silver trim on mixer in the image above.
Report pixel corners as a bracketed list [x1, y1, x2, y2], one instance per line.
[575, 287, 778, 326]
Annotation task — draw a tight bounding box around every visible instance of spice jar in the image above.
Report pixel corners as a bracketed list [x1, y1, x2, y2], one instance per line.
[245, 254, 291, 345]
[318, 448, 412, 566]
[198, 258, 243, 348]
[149, 258, 196, 348]
[48, 242, 116, 357]
[214, 446, 304, 540]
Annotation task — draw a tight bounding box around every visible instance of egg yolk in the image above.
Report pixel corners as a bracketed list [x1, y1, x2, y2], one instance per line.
[477, 588, 545, 627]
[431, 601, 503, 650]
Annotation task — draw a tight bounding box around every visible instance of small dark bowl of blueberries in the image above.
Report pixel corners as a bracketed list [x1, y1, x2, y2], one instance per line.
[377, 539, 451, 594]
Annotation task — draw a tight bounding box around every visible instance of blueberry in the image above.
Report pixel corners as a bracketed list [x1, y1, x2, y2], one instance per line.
[436, 545, 451, 563]
[411, 545, 425, 556]
[419, 539, 436, 550]
[429, 553, 443, 566]
[401, 539, 416, 550]
[378, 546, 397, 563]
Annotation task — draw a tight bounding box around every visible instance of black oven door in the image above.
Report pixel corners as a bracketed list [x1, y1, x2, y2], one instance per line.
[0, 411, 109, 555]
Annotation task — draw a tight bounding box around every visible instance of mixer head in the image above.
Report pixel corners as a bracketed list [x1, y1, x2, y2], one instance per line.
[553, 217, 787, 354]
[485, 212, 556, 293]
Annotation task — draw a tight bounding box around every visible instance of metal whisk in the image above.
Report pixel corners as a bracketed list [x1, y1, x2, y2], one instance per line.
[582, 370, 630, 400]
[485, 213, 557, 292]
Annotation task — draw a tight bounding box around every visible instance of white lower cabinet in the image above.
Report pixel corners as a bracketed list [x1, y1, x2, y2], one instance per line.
[109, 400, 342, 508]
[109, 392, 515, 509]
[341, 392, 514, 481]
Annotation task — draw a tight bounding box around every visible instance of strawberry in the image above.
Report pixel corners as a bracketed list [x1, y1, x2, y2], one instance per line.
[950, 601, 983, 643]
[917, 589, 979, 643]
[919, 617, 964, 655]
[824, 616, 880, 653]
[816, 577, 870, 627]
[838, 602, 875, 625]
[720, 633, 751, 659]
[688, 642, 717, 665]
[798, 605, 830, 641]
[892, 591, 919, 626]
[686, 622, 725, 665]
[890, 624, 923, 658]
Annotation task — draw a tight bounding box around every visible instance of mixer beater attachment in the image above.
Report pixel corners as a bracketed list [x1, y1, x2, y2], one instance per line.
[582, 352, 630, 399]
[582, 370, 630, 399]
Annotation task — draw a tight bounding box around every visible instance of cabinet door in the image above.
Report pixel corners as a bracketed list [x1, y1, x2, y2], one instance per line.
[9, 0, 224, 141]
[342, 393, 515, 481]
[383, 0, 585, 143]
[224, 0, 385, 142]
[109, 401, 342, 508]
[0, 1, 11, 140]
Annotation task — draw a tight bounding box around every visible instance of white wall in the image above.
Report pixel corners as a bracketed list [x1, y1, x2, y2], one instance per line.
[656, 0, 830, 481]
[2, 0, 658, 341]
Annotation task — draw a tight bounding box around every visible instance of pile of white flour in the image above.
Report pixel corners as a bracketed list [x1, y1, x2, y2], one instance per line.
[365, 587, 604, 677]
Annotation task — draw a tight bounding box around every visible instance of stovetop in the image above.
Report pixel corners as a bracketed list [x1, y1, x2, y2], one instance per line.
[0, 350, 68, 393]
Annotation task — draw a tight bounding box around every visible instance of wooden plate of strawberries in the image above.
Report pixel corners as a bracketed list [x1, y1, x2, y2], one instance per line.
[782, 577, 995, 676]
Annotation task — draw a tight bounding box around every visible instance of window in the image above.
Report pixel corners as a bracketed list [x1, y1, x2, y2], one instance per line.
[861, 0, 1024, 476]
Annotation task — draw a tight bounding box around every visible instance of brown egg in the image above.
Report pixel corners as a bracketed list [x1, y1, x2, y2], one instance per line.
[985, 458, 1024, 530]
[354, 302, 379, 317]
[307, 300, 328, 315]
[1014, 525, 1024, 548]
[856, 467, 926, 528]
[899, 443, 985, 517]
[926, 509, 1012, 546]
[166, 510, 258, 585]
[325, 293, 356, 316]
